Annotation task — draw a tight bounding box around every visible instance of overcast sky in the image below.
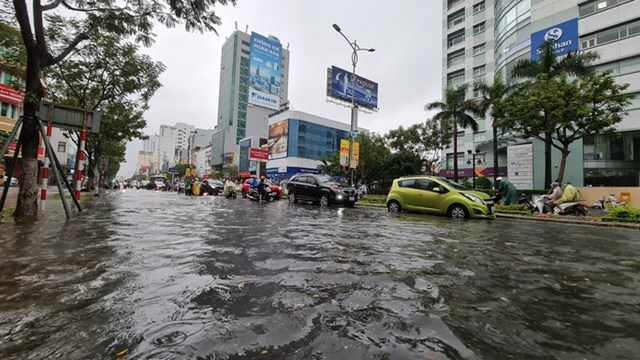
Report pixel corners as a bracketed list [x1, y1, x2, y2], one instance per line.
[119, 1, 443, 177]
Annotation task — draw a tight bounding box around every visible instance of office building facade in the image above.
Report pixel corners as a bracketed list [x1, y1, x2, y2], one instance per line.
[211, 29, 290, 171]
[442, 0, 640, 187]
[265, 110, 364, 180]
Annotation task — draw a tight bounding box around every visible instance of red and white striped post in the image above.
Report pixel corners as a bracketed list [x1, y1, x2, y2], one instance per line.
[39, 122, 53, 210]
[75, 128, 87, 201]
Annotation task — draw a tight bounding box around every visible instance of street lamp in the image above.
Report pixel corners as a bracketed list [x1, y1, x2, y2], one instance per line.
[467, 149, 484, 189]
[332, 23, 375, 186]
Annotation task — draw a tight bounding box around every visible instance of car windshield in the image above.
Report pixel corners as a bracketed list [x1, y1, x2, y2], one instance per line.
[315, 174, 335, 184]
[438, 177, 468, 190]
[150, 176, 166, 183]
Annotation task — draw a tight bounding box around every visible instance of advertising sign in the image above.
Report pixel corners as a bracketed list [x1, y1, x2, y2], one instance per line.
[0, 84, 25, 105]
[249, 148, 269, 161]
[327, 66, 378, 110]
[352, 141, 360, 169]
[39, 102, 101, 134]
[268, 119, 289, 159]
[340, 139, 349, 167]
[249, 32, 282, 110]
[530, 18, 578, 61]
[507, 143, 534, 190]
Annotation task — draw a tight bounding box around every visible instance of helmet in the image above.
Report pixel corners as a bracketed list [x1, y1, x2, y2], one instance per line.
[496, 177, 503, 181]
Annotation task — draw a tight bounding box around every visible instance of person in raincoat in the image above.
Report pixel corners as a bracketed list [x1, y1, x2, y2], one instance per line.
[495, 177, 518, 205]
[184, 176, 193, 196]
[552, 182, 579, 213]
[192, 177, 201, 196]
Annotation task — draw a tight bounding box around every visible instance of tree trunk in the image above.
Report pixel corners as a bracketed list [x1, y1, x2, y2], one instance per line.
[14, 52, 44, 218]
[556, 147, 571, 184]
[544, 131, 553, 186]
[452, 120, 459, 182]
[492, 124, 498, 183]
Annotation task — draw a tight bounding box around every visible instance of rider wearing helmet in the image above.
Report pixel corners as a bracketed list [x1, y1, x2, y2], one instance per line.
[552, 182, 580, 213]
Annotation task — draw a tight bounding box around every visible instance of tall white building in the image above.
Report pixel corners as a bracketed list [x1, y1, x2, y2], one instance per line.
[442, 0, 640, 187]
[157, 122, 195, 171]
[211, 29, 290, 171]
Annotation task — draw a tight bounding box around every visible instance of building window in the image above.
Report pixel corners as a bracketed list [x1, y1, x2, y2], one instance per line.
[473, 87, 482, 98]
[447, 9, 465, 29]
[448, 29, 465, 48]
[473, 1, 485, 14]
[473, 22, 486, 35]
[447, 49, 465, 67]
[579, 0, 632, 17]
[473, 65, 486, 78]
[581, 19, 640, 50]
[473, 43, 486, 56]
[447, 70, 465, 87]
[447, 0, 463, 10]
[58, 141, 66, 153]
[241, 40, 250, 46]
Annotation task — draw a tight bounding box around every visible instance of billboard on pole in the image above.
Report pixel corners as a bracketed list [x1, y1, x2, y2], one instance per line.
[249, 32, 282, 110]
[326, 66, 378, 110]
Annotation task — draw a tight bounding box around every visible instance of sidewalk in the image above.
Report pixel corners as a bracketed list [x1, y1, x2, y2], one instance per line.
[1, 185, 61, 210]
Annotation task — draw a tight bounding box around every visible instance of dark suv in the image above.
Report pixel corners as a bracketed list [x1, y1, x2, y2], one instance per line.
[286, 173, 357, 207]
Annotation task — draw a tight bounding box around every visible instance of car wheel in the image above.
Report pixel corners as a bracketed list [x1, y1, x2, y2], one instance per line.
[448, 204, 468, 219]
[319, 194, 330, 207]
[387, 200, 402, 213]
[288, 192, 298, 203]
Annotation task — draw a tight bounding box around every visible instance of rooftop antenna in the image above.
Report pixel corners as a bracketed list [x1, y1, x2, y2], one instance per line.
[245, 24, 249, 33]
[235, 21, 238, 30]
[286, 43, 289, 50]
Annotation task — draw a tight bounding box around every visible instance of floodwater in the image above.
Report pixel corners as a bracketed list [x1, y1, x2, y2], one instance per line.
[0, 190, 639, 359]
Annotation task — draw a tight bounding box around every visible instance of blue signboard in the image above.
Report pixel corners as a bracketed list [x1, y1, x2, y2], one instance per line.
[530, 18, 579, 61]
[327, 66, 379, 110]
[249, 32, 282, 110]
[168, 168, 179, 174]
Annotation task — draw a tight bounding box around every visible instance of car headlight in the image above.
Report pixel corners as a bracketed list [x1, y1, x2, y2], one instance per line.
[463, 193, 484, 205]
[332, 188, 344, 194]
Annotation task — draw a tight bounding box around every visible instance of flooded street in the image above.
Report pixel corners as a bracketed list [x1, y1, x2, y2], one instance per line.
[1, 190, 639, 359]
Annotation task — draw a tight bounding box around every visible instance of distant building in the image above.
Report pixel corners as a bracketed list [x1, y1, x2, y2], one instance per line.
[157, 122, 194, 170]
[211, 29, 290, 171]
[189, 128, 214, 166]
[195, 144, 212, 177]
[441, 0, 640, 187]
[264, 110, 367, 180]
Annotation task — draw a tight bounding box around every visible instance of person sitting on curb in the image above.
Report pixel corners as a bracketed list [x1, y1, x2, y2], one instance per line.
[552, 182, 580, 214]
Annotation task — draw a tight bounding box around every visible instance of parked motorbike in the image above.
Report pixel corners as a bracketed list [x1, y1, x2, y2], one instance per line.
[247, 186, 274, 202]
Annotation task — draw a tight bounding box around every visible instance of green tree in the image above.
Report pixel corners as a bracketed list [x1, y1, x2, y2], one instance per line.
[474, 71, 514, 183]
[45, 19, 165, 191]
[511, 40, 599, 187]
[7, 0, 235, 218]
[0, 22, 26, 79]
[317, 151, 343, 177]
[503, 72, 632, 182]
[355, 132, 390, 188]
[173, 163, 196, 177]
[425, 84, 481, 182]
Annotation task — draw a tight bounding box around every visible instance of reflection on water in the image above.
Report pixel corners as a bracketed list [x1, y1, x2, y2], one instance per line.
[0, 190, 639, 359]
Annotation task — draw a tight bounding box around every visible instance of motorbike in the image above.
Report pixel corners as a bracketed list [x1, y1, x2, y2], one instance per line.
[247, 185, 274, 202]
[225, 186, 237, 199]
[532, 196, 589, 216]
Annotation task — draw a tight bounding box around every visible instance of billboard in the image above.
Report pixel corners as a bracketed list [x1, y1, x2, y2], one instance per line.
[249, 32, 282, 110]
[530, 18, 579, 61]
[0, 84, 25, 105]
[268, 119, 289, 159]
[249, 148, 269, 161]
[327, 66, 378, 110]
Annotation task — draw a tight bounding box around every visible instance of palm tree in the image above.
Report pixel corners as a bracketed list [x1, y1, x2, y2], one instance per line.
[426, 84, 481, 182]
[511, 40, 599, 186]
[474, 71, 514, 184]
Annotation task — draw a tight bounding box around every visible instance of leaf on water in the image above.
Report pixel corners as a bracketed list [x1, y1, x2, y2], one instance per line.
[504, 242, 517, 246]
[620, 260, 635, 266]
[238, 282, 246, 290]
[116, 348, 129, 358]
[260, 349, 268, 355]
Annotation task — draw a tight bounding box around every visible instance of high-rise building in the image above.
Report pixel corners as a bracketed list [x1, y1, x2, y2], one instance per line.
[157, 122, 195, 170]
[211, 29, 290, 171]
[441, 0, 640, 187]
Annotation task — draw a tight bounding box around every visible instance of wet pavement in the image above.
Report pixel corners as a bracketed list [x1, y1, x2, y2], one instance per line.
[0, 190, 639, 359]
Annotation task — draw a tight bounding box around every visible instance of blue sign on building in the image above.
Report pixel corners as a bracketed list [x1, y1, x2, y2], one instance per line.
[530, 18, 579, 61]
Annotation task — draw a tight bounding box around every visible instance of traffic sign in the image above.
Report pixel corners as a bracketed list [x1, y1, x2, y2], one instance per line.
[168, 168, 179, 174]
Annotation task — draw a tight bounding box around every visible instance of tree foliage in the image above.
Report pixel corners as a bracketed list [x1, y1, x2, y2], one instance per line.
[425, 84, 481, 182]
[503, 72, 632, 182]
[6, 0, 235, 217]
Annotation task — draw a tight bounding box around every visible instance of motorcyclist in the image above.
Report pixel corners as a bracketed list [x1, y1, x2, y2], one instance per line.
[223, 178, 236, 198]
[495, 177, 518, 205]
[553, 182, 580, 214]
[536, 181, 563, 213]
[257, 176, 267, 202]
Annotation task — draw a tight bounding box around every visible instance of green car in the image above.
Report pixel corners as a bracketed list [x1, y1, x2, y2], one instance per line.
[386, 176, 495, 219]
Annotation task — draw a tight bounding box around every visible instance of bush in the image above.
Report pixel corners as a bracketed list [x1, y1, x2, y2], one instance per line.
[495, 203, 532, 216]
[475, 176, 493, 189]
[601, 205, 640, 223]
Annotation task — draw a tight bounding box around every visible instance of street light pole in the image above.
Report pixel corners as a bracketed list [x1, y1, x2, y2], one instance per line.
[467, 149, 483, 189]
[332, 24, 375, 186]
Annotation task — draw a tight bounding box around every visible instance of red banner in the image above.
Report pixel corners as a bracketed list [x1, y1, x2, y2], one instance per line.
[5, 142, 44, 158]
[0, 84, 25, 105]
[249, 148, 269, 161]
